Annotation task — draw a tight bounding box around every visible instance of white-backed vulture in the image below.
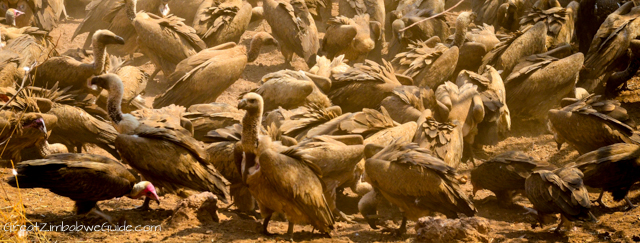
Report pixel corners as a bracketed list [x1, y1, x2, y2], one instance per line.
[525, 166, 596, 233]
[548, 94, 640, 154]
[263, 0, 319, 67]
[192, 0, 252, 47]
[237, 92, 334, 241]
[413, 110, 463, 169]
[447, 12, 499, 79]
[388, 9, 450, 59]
[337, 0, 385, 62]
[133, 11, 207, 81]
[7, 153, 160, 224]
[435, 81, 484, 145]
[251, 69, 332, 112]
[183, 103, 243, 141]
[152, 32, 277, 108]
[505, 44, 583, 122]
[360, 140, 476, 235]
[519, 0, 576, 48]
[167, 0, 205, 24]
[322, 14, 381, 64]
[32, 30, 124, 98]
[90, 73, 231, 209]
[470, 151, 556, 205]
[380, 85, 435, 124]
[575, 143, 640, 210]
[392, 39, 459, 89]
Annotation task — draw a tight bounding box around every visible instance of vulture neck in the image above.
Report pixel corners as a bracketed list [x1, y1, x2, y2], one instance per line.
[241, 109, 262, 153]
[453, 19, 469, 47]
[105, 78, 125, 125]
[246, 34, 270, 63]
[126, 0, 138, 21]
[92, 40, 108, 75]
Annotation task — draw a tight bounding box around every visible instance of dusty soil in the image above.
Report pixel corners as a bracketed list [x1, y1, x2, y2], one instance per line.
[2, 9, 640, 243]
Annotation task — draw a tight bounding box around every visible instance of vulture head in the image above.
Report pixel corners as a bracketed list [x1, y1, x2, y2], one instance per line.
[21, 116, 47, 135]
[90, 73, 140, 133]
[129, 181, 160, 204]
[93, 29, 125, 46]
[89, 73, 122, 95]
[238, 92, 264, 115]
[4, 8, 23, 26]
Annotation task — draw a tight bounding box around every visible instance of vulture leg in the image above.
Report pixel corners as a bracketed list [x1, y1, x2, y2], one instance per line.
[259, 213, 275, 236]
[605, 58, 640, 96]
[335, 210, 355, 223]
[553, 215, 568, 233]
[89, 208, 114, 225]
[624, 196, 637, 210]
[134, 197, 152, 211]
[149, 68, 162, 82]
[281, 47, 294, 68]
[287, 221, 295, 242]
[382, 215, 407, 236]
[593, 190, 610, 209]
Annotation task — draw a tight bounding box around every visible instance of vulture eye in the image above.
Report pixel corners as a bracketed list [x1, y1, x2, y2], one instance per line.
[0, 3, 6, 10]
[18, 2, 26, 11]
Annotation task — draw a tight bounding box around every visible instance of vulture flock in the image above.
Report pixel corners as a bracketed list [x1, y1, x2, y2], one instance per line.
[2, 0, 640, 240]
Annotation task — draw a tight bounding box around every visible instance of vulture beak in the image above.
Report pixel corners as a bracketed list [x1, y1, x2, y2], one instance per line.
[364, 215, 379, 229]
[24, 118, 47, 134]
[13, 9, 24, 18]
[110, 35, 125, 45]
[87, 77, 100, 91]
[238, 99, 247, 110]
[159, 4, 170, 17]
[472, 186, 479, 197]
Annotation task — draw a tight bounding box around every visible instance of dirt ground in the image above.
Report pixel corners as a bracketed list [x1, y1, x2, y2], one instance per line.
[2, 8, 640, 243]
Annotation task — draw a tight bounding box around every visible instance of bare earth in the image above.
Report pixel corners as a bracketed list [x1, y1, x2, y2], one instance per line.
[2, 16, 640, 243]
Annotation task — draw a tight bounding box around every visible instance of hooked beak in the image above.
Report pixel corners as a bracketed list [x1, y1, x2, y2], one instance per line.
[87, 78, 99, 91]
[238, 99, 247, 110]
[159, 4, 170, 17]
[13, 9, 24, 18]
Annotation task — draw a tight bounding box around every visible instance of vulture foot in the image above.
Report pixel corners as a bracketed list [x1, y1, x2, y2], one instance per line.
[624, 196, 637, 210]
[258, 214, 274, 236]
[286, 222, 295, 242]
[335, 210, 355, 223]
[381, 216, 407, 236]
[133, 197, 152, 211]
[89, 208, 115, 226]
[593, 191, 610, 209]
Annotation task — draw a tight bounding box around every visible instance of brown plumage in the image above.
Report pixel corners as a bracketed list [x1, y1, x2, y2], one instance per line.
[413, 110, 463, 169]
[435, 81, 484, 145]
[337, 0, 385, 62]
[322, 14, 381, 64]
[470, 151, 556, 205]
[133, 11, 207, 80]
[251, 69, 331, 112]
[279, 104, 343, 140]
[237, 92, 334, 240]
[360, 140, 476, 235]
[525, 166, 596, 232]
[548, 94, 640, 154]
[7, 153, 160, 223]
[32, 30, 125, 98]
[183, 103, 242, 141]
[457, 66, 510, 146]
[152, 32, 277, 108]
[391, 40, 458, 89]
[296, 134, 365, 222]
[519, 0, 575, 48]
[263, 0, 319, 67]
[2, 27, 57, 83]
[505, 44, 584, 122]
[328, 59, 403, 112]
[0, 111, 54, 162]
[380, 85, 435, 124]
[90, 73, 231, 209]
[388, 9, 450, 59]
[69, 0, 120, 49]
[479, 21, 548, 79]
[575, 143, 640, 209]
[167, 0, 204, 25]
[577, 1, 640, 94]
[192, 0, 252, 47]
[448, 13, 500, 78]
[0, 0, 64, 30]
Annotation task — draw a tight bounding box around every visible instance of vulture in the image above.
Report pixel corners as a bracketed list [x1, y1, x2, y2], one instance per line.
[322, 14, 382, 64]
[518, 0, 576, 48]
[577, 1, 640, 94]
[336, 0, 386, 62]
[412, 109, 464, 169]
[435, 81, 484, 149]
[575, 0, 627, 54]
[388, 9, 450, 59]
[525, 166, 596, 232]
[131, 5, 207, 81]
[192, 0, 252, 47]
[251, 69, 332, 112]
[456, 67, 510, 146]
[0, 111, 54, 162]
[447, 12, 500, 78]
[505, 44, 584, 122]
[470, 151, 556, 206]
[7, 153, 160, 223]
[183, 102, 243, 141]
[391, 38, 459, 89]
[296, 134, 365, 222]
[236, 92, 334, 241]
[262, 0, 319, 67]
[152, 32, 278, 108]
[360, 140, 476, 235]
[90, 73, 231, 209]
[548, 94, 640, 154]
[71, 0, 169, 52]
[380, 85, 435, 124]
[479, 21, 547, 79]
[328, 60, 405, 112]
[96, 57, 149, 114]
[0, 0, 65, 31]
[32, 30, 125, 98]
[575, 143, 640, 210]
